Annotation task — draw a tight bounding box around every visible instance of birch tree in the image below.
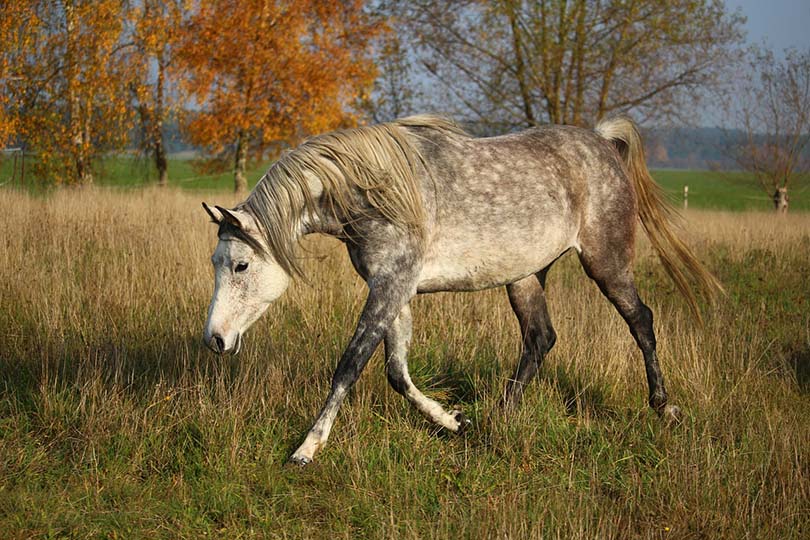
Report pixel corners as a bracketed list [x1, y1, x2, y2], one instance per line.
[0, 3, 28, 148]
[177, 0, 381, 193]
[1, 0, 133, 184]
[127, 0, 185, 186]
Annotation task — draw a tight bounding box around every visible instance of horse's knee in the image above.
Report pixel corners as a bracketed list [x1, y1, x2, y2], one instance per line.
[528, 324, 556, 357]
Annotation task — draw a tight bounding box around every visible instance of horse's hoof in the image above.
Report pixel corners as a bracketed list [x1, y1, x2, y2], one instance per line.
[288, 454, 313, 467]
[453, 411, 472, 434]
[662, 404, 683, 426]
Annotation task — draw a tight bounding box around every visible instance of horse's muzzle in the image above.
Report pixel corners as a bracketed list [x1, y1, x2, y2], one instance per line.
[205, 333, 242, 355]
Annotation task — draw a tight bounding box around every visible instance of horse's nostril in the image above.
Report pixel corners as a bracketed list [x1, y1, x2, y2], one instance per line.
[212, 334, 225, 353]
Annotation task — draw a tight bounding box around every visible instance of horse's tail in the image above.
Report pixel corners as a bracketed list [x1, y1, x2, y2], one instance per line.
[595, 115, 723, 322]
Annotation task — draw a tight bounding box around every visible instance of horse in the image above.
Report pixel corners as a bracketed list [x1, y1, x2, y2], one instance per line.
[201, 115, 721, 466]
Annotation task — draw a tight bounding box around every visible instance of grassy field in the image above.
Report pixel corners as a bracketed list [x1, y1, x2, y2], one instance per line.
[652, 169, 810, 212]
[0, 154, 275, 192]
[0, 187, 808, 538]
[2, 153, 809, 211]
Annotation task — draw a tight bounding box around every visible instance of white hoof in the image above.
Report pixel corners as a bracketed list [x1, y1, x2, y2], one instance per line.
[662, 404, 683, 425]
[289, 454, 313, 467]
[451, 410, 472, 433]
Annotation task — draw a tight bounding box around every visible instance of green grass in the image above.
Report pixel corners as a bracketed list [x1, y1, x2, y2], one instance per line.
[653, 169, 810, 212]
[95, 155, 275, 191]
[0, 154, 274, 192]
[0, 189, 808, 538]
[2, 154, 808, 211]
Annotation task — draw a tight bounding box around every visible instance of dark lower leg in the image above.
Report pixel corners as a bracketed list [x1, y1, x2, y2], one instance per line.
[593, 274, 672, 414]
[504, 273, 556, 408]
[505, 350, 543, 408]
[623, 301, 669, 413]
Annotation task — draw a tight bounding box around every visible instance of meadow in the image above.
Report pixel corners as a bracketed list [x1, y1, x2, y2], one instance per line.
[0, 185, 808, 538]
[2, 154, 809, 211]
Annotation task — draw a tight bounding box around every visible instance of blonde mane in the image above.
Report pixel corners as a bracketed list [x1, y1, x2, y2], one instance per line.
[239, 115, 467, 276]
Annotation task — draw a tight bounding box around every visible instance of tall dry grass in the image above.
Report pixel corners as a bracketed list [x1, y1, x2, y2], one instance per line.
[0, 187, 808, 539]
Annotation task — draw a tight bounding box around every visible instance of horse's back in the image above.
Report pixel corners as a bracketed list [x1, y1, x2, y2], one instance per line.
[412, 125, 629, 292]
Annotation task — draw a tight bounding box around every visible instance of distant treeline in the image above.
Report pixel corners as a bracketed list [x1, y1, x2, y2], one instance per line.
[645, 127, 743, 170]
[151, 119, 794, 173]
[645, 128, 810, 171]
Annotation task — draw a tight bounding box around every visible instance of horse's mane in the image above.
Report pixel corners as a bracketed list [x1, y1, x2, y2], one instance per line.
[239, 115, 468, 276]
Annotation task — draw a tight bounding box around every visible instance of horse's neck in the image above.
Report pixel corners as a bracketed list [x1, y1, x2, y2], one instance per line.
[301, 208, 344, 238]
[297, 158, 353, 238]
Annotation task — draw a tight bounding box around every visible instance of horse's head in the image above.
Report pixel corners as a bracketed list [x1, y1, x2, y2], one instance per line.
[202, 202, 291, 354]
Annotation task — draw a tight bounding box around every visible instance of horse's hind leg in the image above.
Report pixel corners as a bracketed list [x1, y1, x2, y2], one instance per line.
[503, 271, 557, 408]
[385, 304, 471, 432]
[578, 247, 681, 422]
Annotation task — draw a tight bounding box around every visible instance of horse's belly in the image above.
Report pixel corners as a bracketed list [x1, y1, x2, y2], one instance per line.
[417, 228, 576, 292]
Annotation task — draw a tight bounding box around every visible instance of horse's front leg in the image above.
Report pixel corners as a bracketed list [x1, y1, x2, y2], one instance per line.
[385, 304, 471, 431]
[289, 274, 416, 466]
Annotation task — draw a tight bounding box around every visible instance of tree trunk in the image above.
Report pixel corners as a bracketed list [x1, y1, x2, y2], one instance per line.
[596, 7, 633, 122]
[234, 131, 248, 193]
[154, 56, 168, 186]
[155, 139, 168, 186]
[505, 0, 535, 127]
[65, 1, 93, 185]
[773, 187, 789, 213]
[569, 0, 587, 126]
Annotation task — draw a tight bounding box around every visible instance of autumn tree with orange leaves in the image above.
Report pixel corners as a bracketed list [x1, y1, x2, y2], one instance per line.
[126, 0, 186, 186]
[177, 0, 382, 192]
[0, 3, 28, 149]
[3, 1, 133, 184]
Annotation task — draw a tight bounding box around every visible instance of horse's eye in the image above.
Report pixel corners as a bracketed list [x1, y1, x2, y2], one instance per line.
[235, 262, 249, 273]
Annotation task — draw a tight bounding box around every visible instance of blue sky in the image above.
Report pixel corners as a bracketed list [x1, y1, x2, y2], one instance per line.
[727, 0, 810, 51]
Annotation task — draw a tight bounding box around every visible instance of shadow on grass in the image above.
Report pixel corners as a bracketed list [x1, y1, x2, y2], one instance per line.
[539, 364, 616, 420]
[0, 333, 241, 413]
[424, 362, 484, 405]
[785, 346, 810, 394]
[408, 348, 622, 423]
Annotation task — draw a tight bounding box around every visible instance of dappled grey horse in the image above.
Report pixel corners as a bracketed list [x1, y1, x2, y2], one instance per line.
[202, 115, 721, 466]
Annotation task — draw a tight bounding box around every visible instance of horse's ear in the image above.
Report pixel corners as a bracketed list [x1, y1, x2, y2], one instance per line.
[215, 205, 244, 229]
[202, 202, 222, 223]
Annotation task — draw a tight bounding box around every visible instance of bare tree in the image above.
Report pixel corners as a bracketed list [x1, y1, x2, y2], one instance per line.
[392, 0, 744, 133]
[363, 23, 420, 123]
[723, 48, 810, 213]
